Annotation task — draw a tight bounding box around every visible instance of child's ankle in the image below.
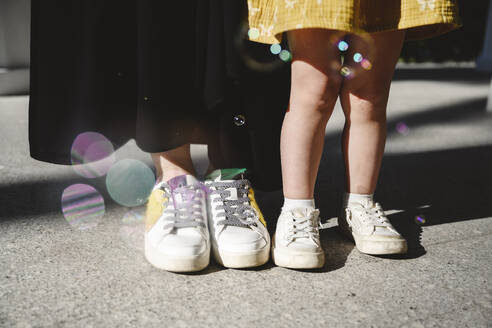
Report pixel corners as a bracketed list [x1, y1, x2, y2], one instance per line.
[282, 197, 315, 212]
[343, 192, 374, 207]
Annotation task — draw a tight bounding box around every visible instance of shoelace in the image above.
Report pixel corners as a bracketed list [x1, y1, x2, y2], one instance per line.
[350, 202, 391, 227]
[286, 210, 321, 246]
[208, 180, 256, 228]
[160, 184, 206, 230]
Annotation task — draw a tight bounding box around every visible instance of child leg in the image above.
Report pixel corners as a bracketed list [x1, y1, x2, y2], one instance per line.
[281, 29, 344, 200]
[273, 29, 343, 269]
[337, 30, 408, 255]
[339, 31, 405, 194]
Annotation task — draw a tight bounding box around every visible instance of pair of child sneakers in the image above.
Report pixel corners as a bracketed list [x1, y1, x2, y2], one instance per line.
[145, 168, 407, 272]
[274, 197, 408, 269]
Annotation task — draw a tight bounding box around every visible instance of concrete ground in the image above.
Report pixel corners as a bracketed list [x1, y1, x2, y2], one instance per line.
[0, 66, 491, 327]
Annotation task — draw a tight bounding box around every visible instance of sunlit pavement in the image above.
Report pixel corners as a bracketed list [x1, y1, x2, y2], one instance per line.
[1, 66, 491, 327]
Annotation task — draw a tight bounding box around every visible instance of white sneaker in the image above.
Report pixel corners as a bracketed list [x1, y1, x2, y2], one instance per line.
[272, 208, 325, 269]
[338, 199, 407, 255]
[205, 169, 270, 268]
[145, 175, 210, 272]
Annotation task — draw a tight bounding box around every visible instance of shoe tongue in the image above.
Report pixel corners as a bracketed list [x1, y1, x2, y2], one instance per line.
[166, 174, 198, 190]
[291, 208, 309, 218]
[206, 168, 247, 182]
[165, 175, 202, 205]
[225, 187, 238, 201]
[350, 198, 374, 209]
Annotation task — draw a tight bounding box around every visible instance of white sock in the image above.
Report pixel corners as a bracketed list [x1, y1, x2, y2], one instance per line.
[343, 192, 373, 207]
[282, 197, 315, 212]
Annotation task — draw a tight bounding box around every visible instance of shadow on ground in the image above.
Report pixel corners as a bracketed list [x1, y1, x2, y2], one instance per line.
[1, 69, 491, 271]
[392, 67, 490, 84]
[255, 140, 492, 264]
[256, 78, 492, 264]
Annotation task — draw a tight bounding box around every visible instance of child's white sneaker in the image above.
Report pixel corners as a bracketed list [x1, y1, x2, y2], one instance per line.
[205, 169, 270, 268]
[272, 208, 325, 269]
[338, 199, 407, 255]
[145, 175, 210, 272]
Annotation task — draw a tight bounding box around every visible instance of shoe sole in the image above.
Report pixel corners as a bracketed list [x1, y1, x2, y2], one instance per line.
[144, 236, 210, 272]
[271, 236, 325, 269]
[212, 241, 270, 269]
[338, 224, 408, 255]
[206, 187, 270, 269]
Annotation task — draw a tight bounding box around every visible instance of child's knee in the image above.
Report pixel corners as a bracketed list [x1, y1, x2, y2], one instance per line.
[342, 83, 390, 121]
[292, 74, 341, 116]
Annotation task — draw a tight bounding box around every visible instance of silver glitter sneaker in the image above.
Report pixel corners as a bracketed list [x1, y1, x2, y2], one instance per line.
[205, 169, 270, 268]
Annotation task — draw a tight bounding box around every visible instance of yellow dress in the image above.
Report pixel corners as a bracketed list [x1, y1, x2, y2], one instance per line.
[247, 0, 461, 44]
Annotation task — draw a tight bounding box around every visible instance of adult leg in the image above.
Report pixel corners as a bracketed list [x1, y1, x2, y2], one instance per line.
[151, 144, 196, 182]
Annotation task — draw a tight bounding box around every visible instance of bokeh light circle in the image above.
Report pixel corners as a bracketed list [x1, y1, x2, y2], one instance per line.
[338, 40, 349, 51]
[361, 59, 373, 70]
[237, 23, 286, 72]
[106, 159, 155, 207]
[340, 66, 353, 78]
[353, 53, 363, 63]
[248, 28, 260, 40]
[71, 132, 116, 178]
[270, 44, 282, 55]
[333, 34, 375, 80]
[119, 207, 145, 251]
[61, 184, 105, 230]
[396, 122, 410, 135]
[414, 215, 426, 225]
[279, 50, 292, 62]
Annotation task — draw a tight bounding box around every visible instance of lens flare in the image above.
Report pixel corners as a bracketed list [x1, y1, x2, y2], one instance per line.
[338, 41, 349, 52]
[61, 184, 105, 230]
[340, 66, 353, 78]
[279, 50, 292, 62]
[396, 122, 410, 135]
[248, 28, 260, 40]
[414, 215, 426, 225]
[106, 159, 155, 207]
[120, 208, 145, 250]
[334, 34, 375, 79]
[361, 59, 373, 70]
[353, 53, 363, 63]
[71, 132, 116, 178]
[270, 44, 282, 55]
[237, 23, 286, 72]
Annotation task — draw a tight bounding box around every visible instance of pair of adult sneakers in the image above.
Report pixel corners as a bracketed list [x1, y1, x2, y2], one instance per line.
[145, 169, 270, 272]
[145, 168, 407, 272]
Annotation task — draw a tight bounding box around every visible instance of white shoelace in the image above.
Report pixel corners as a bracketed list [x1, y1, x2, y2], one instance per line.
[349, 201, 392, 227]
[286, 210, 321, 246]
[161, 185, 206, 230]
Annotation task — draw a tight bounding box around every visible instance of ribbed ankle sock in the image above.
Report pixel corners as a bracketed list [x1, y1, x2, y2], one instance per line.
[282, 197, 315, 212]
[343, 192, 373, 207]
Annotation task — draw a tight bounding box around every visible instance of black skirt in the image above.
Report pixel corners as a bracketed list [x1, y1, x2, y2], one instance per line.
[29, 0, 291, 190]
